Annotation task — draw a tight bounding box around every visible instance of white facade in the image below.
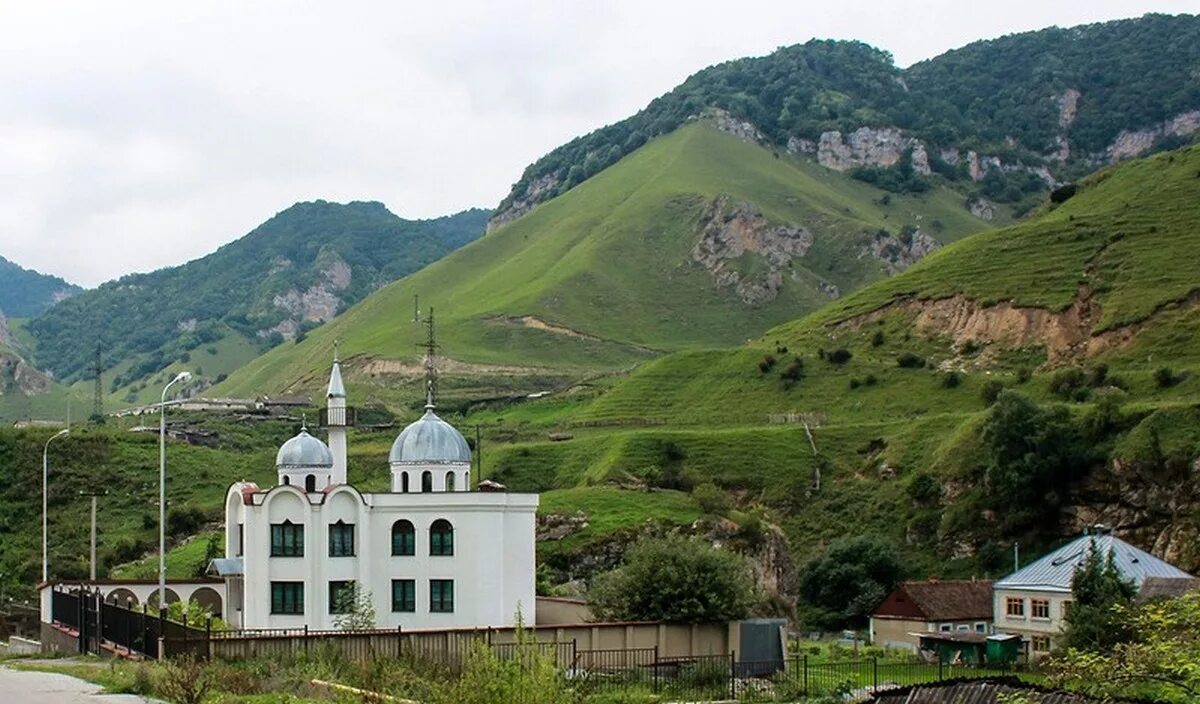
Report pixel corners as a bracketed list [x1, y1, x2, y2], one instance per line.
[221, 357, 538, 630]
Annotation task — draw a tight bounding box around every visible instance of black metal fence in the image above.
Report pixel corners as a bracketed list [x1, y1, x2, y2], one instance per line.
[50, 587, 206, 660]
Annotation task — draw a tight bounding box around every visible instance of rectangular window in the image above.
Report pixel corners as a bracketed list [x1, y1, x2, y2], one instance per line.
[270, 522, 304, 557]
[392, 579, 416, 613]
[1031, 598, 1050, 620]
[1032, 635, 1051, 653]
[975, 622, 987, 633]
[956, 624, 969, 632]
[1005, 597, 1025, 618]
[270, 582, 304, 614]
[392, 528, 415, 556]
[1062, 600, 1074, 620]
[430, 579, 454, 613]
[328, 522, 355, 557]
[939, 623, 952, 632]
[328, 580, 356, 614]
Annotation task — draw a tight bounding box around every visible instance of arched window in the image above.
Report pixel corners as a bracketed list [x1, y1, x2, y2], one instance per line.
[282, 475, 290, 485]
[464, 471, 470, 490]
[421, 471, 432, 493]
[446, 472, 456, 492]
[430, 519, 454, 556]
[401, 472, 410, 493]
[305, 474, 316, 493]
[391, 520, 415, 556]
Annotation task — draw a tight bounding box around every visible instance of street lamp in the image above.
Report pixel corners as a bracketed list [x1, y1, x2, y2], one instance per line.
[158, 371, 191, 610]
[42, 428, 69, 583]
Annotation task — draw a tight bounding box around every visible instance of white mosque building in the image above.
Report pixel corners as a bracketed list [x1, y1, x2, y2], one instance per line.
[217, 355, 538, 630]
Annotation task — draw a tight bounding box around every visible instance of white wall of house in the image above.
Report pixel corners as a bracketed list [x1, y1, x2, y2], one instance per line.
[225, 483, 537, 631]
[992, 587, 1071, 656]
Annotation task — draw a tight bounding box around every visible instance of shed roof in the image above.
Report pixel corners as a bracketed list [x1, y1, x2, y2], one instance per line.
[869, 677, 1152, 704]
[995, 533, 1191, 593]
[875, 580, 993, 621]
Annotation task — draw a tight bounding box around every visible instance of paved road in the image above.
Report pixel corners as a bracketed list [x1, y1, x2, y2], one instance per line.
[0, 665, 162, 703]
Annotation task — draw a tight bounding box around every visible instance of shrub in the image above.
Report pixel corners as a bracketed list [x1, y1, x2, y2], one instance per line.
[980, 380, 1005, 405]
[158, 656, 210, 704]
[827, 348, 853, 365]
[871, 331, 885, 347]
[906, 473, 942, 505]
[1016, 367, 1033, 384]
[780, 358, 805, 388]
[941, 371, 962, 388]
[758, 355, 777, 374]
[1050, 183, 1078, 203]
[897, 352, 926, 368]
[1154, 367, 1183, 388]
[1049, 367, 1090, 400]
[848, 378, 861, 390]
[590, 536, 756, 623]
[799, 536, 902, 629]
[692, 483, 730, 516]
[864, 374, 878, 386]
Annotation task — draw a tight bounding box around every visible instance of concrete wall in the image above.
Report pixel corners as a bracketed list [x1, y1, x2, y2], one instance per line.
[0, 636, 41, 655]
[534, 597, 592, 626]
[39, 622, 78, 655]
[208, 621, 734, 662]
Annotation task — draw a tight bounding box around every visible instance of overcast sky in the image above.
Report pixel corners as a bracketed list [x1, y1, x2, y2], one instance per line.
[1, 1, 1193, 287]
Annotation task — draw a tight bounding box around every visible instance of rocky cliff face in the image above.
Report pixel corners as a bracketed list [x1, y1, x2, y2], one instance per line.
[814, 127, 932, 175]
[861, 228, 940, 275]
[1105, 110, 1200, 162]
[264, 258, 352, 340]
[691, 196, 814, 305]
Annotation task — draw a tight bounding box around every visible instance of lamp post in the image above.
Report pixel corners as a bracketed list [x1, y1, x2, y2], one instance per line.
[42, 428, 69, 583]
[158, 371, 191, 610]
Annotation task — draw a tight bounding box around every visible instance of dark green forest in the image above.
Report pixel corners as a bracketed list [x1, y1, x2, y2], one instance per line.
[497, 13, 1200, 216]
[0, 256, 80, 319]
[26, 202, 488, 383]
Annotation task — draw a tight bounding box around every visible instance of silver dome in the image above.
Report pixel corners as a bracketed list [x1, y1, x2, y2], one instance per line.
[276, 429, 334, 468]
[389, 409, 471, 465]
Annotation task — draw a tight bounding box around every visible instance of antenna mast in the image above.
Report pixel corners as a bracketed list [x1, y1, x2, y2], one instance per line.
[422, 307, 438, 406]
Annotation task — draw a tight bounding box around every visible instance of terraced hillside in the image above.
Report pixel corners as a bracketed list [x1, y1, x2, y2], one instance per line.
[217, 123, 998, 405]
[469, 145, 1200, 599]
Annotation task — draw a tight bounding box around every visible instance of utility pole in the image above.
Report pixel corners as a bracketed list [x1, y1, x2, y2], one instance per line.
[79, 490, 107, 581]
[475, 425, 481, 486]
[413, 295, 420, 323]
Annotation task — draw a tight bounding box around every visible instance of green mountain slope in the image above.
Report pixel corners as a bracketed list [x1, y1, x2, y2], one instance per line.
[467, 145, 1200, 595]
[0, 256, 80, 317]
[26, 202, 488, 407]
[216, 123, 997, 403]
[493, 14, 1200, 227]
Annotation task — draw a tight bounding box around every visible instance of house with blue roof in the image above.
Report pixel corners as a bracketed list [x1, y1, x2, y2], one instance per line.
[993, 527, 1192, 657]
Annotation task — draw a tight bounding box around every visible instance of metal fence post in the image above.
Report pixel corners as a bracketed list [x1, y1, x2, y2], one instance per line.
[873, 655, 878, 693]
[803, 654, 808, 696]
[729, 651, 736, 699]
[653, 645, 660, 693]
[397, 625, 403, 659]
[206, 617, 212, 660]
[304, 624, 309, 657]
[938, 656, 944, 681]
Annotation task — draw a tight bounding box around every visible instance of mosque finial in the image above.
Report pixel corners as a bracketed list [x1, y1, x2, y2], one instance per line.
[333, 338, 340, 363]
[301, 413, 308, 431]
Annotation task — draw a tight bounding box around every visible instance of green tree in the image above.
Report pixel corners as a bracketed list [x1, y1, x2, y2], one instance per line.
[981, 391, 1088, 528]
[799, 535, 902, 629]
[589, 536, 756, 623]
[332, 582, 377, 630]
[1051, 593, 1200, 702]
[1061, 540, 1137, 651]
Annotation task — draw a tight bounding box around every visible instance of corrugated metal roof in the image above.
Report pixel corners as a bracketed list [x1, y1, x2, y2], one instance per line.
[995, 533, 1192, 592]
[207, 558, 243, 577]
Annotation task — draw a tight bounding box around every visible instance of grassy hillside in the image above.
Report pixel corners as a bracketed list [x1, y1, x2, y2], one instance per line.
[217, 122, 997, 405]
[465, 145, 1200, 593]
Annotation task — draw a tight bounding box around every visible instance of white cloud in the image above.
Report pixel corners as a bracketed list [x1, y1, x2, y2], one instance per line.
[0, 0, 1193, 286]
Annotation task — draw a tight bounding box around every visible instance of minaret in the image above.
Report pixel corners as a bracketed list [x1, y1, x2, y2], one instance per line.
[325, 343, 349, 485]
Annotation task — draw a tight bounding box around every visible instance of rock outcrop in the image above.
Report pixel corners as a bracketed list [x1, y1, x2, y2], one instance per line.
[861, 228, 940, 275]
[691, 196, 813, 305]
[1105, 109, 1200, 162]
[487, 173, 562, 233]
[706, 108, 764, 144]
[817, 127, 932, 175]
[267, 258, 352, 339]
